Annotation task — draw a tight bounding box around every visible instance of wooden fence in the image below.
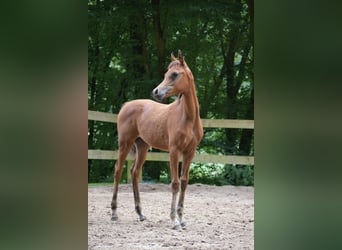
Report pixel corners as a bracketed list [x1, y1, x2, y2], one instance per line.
[88, 110, 254, 165]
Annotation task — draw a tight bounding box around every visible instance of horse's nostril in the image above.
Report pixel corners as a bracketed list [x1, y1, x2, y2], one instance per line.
[154, 88, 158, 95]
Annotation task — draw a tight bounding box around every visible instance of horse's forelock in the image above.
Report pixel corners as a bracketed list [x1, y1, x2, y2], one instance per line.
[168, 61, 180, 69]
[168, 60, 189, 69]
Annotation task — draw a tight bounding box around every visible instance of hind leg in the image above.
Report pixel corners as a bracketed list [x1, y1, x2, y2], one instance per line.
[111, 140, 133, 221]
[131, 138, 149, 221]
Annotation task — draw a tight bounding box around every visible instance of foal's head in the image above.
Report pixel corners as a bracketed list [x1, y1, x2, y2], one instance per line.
[152, 50, 193, 102]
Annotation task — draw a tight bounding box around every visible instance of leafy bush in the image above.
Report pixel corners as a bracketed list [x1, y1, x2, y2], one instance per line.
[188, 163, 254, 186]
[189, 163, 225, 185]
[223, 165, 254, 186]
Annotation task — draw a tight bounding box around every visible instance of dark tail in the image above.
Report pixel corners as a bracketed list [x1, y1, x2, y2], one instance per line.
[129, 141, 137, 156]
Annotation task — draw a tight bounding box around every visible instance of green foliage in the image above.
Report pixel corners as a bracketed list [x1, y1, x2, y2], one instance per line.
[143, 161, 169, 183]
[88, 160, 115, 183]
[188, 163, 254, 186]
[223, 165, 254, 186]
[159, 169, 171, 184]
[189, 163, 226, 185]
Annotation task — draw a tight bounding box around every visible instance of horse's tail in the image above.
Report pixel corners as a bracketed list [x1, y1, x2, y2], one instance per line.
[129, 143, 137, 157]
[129, 137, 147, 158]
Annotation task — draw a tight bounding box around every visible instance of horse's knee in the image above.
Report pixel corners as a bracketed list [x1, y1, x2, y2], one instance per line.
[180, 179, 188, 192]
[171, 181, 180, 193]
[170, 207, 177, 219]
[177, 205, 183, 215]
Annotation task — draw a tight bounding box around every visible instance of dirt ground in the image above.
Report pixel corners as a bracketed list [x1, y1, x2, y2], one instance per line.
[88, 183, 254, 250]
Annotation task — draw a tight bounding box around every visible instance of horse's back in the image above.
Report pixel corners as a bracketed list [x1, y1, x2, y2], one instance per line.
[118, 99, 165, 120]
[117, 99, 163, 128]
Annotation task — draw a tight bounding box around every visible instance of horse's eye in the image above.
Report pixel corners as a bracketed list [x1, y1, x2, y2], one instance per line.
[170, 72, 178, 80]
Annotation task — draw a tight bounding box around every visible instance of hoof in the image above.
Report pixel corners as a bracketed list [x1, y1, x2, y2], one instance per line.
[172, 224, 181, 230]
[172, 219, 181, 230]
[111, 214, 118, 221]
[180, 221, 186, 228]
[139, 215, 146, 221]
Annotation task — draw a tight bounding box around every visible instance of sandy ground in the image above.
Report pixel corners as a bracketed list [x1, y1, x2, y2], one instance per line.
[88, 183, 254, 250]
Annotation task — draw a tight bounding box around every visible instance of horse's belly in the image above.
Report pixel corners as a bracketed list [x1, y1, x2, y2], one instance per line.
[137, 106, 170, 151]
[138, 121, 169, 151]
[140, 134, 169, 152]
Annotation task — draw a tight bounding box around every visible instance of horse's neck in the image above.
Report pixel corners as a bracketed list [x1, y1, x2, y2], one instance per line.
[181, 80, 200, 122]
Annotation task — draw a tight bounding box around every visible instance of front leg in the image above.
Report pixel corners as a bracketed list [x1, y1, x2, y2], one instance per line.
[169, 149, 181, 229]
[177, 150, 195, 228]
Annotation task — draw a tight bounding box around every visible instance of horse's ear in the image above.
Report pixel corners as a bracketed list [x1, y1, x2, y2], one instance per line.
[171, 52, 177, 61]
[178, 49, 184, 65]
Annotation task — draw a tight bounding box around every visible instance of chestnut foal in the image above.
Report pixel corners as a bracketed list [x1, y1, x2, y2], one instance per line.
[111, 50, 203, 229]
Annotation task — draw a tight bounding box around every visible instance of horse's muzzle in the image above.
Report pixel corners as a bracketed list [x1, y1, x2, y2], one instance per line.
[152, 88, 164, 102]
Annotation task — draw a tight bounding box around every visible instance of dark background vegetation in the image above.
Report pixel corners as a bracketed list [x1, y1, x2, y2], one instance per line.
[88, 0, 254, 185]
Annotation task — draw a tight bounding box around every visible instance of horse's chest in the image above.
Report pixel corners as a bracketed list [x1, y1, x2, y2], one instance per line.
[168, 119, 202, 150]
[173, 129, 197, 150]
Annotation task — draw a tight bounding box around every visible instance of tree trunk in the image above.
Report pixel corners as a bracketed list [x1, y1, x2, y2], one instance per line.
[88, 30, 100, 177]
[238, 86, 254, 155]
[238, 0, 254, 156]
[200, 53, 225, 118]
[247, 0, 254, 46]
[224, 29, 239, 154]
[139, 13, 152, 80]
[128, 10, 146, 98]
[151, 0, 165, 80]
[88, 73, 97, 149]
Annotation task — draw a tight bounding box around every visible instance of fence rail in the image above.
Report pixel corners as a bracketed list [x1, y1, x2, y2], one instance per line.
[88, 110, 254, 165]
[88, 149, 254, 165]
[88, 110, 254, 129]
